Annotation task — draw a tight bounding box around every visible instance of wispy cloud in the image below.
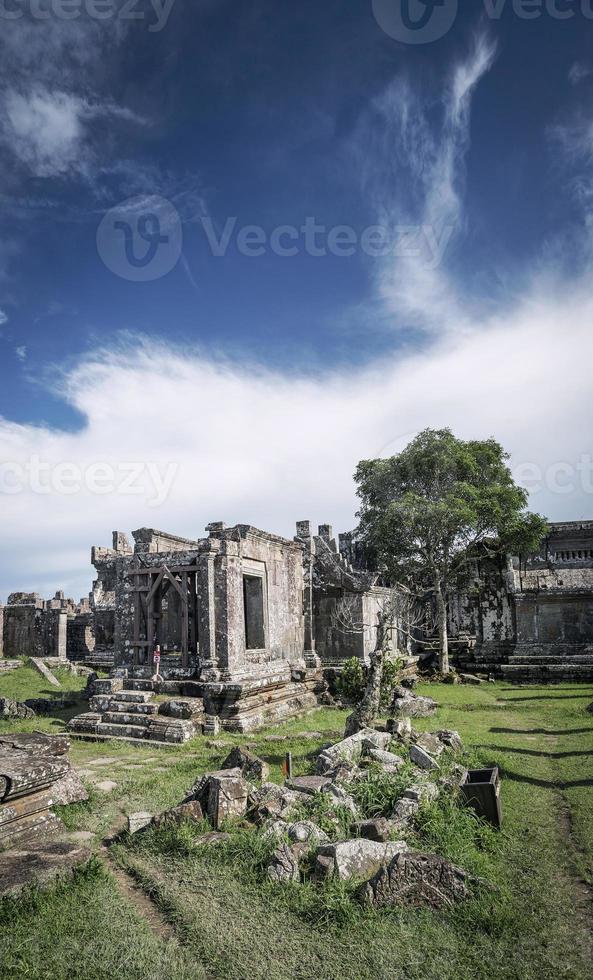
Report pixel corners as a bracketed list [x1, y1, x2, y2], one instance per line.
[350, 34, 497, 337]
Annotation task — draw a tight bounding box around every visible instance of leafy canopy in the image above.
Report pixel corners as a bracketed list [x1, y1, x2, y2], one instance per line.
[355, 428, 547, 584]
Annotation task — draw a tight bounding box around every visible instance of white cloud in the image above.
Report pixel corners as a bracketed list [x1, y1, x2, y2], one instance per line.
[352, 34, 497, 336]
[1, 285, 593, 601]
[2, 89, 146, 178]
[0, 309, 7, 326]
[569, 62, 591, 86]
[14, 346, 27, 362]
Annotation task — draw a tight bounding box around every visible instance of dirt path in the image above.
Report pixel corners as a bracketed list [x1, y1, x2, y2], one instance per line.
[540, 731, 593, 954]
[98, 815, 178, 943]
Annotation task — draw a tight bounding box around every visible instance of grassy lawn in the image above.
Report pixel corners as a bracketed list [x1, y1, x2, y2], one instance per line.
[1, 673, 592, 979]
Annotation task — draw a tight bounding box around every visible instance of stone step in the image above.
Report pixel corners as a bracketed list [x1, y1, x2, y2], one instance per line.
[114, 691, 153, 704]
[101, 712, 153, 728]
[95, 722, 149, 739]
[107, 700, 159, 715]
[508, 654, 593, 667]
[124, 680, 155, 692]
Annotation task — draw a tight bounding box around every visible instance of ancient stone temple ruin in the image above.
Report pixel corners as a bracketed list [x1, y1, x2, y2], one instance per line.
[0, 592, 94, 663]
[449, 521, 593, 681]
[3, 517, 593, 743]
[65, 521, 391, 741]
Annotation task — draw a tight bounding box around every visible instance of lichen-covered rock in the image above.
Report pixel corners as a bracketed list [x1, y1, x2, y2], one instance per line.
[386, 717, 413, 739]
[51, 768, 89, 806]
[321, 782, 359, 818]
[185, 767, 248, 829]
[127, 812, 153, 834]
[267, 842, 304, 883]
[316, 729, 391, 774]
[222, 746, 269, 783]
[285, 774, 331, 795]
[152, 800, 204, 828]
[248, 783, 310, 824]
[355, 817, 394, 842]
[366, 748, 405, 770]
[287, 820, 329, 845]
[415, 733, 445, 758]
[0, 698, 35, 720]
[390, 694, 437, 718]
[436, 730, 464, 753]
[315, 839, 408, 882]
[402, 781, 439, 804]
[391, 797, 420, 827]
[205, 771, 248, 829]
[410, 744, 439, 771]
[358, 850, 472, 909]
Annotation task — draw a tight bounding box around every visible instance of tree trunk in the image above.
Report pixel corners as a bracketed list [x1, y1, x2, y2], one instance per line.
[344, 612, 389, 736]
[434, 572, 449, 675]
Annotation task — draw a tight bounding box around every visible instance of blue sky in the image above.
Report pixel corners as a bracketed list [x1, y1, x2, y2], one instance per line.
[1, 0, 593, 600]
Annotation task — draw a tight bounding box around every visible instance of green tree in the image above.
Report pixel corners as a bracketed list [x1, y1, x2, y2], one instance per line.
[354, 428, 548, 674]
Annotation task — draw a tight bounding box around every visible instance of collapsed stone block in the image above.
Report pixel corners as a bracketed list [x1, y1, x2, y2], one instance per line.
[266, 842, 304, 883]
[315, 839, 408, 882]
[355, 817, 394, 842]
[366, 748, 405, 770]
[0, 697, 35, 720]
[316, 728, 392, 774]
[152, 800, 204, 828]
[196, 769, 249, 829]
[285, 775, 331, 795]
[358, 850, 472, 909]
[410, 744, 439, 771]
[390, 694, 438, 718]
[222, 746, 269, 783]
[127, 812, 153, 834]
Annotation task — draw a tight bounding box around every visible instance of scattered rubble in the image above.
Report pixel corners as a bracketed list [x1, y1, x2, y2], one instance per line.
[222, 746, 270, 783]
[0, 697, 35, 720]
[138, 710, 481, 913]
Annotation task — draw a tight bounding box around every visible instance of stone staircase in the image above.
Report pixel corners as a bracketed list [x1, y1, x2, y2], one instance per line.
[452, 642, 593, 683]
[68, 680, 205, 745]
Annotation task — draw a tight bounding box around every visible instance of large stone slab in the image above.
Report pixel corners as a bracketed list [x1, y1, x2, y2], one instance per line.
[315, 838, 408, 882]
[0, 838, 91, 897]
[358, 850, 472, 909]
[28, 658, 61, 688]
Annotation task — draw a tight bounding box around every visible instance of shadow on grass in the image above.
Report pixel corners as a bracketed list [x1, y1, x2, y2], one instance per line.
[497, 695, 591, 703]
[498, 768, 593, 790]
[476, 743, 593, 759]
[490, 727, 593, 736]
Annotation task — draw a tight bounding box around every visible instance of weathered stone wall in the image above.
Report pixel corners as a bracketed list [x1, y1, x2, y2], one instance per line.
[449, 521, 593, 675]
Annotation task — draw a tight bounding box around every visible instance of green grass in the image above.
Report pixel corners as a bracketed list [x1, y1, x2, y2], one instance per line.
[1, 681, 592, 978]
[0, 664, 88, 701]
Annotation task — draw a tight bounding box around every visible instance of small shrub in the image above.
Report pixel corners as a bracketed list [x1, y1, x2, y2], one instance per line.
[336, 658, 365, 704]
